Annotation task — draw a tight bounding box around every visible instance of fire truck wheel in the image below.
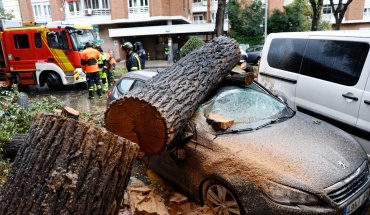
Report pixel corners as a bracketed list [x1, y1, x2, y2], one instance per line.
[46, 73, 62, 90]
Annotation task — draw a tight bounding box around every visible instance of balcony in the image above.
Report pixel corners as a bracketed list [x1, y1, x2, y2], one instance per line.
[193, 1, 208, 13]
[35, 15, 52, 23]
[128, 6, 150, 20]
[64, 8, 111, 25]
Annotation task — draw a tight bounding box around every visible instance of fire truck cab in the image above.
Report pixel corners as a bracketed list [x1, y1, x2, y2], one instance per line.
[0, 21, 97, 90]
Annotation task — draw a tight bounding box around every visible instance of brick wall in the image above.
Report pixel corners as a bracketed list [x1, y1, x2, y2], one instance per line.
[19, 0, 35, 22]
[111, 0, 128, 19]
[268, 0, 284, 15]
[345, 0, 364, 21]
[49, 0, 65, 21]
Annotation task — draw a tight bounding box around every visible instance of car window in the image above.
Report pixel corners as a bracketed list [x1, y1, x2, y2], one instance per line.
[201, 86, 293, 125]
[300, 39, 368, 86]
[132, 80, 145, 89]
[267, 38, 307, 74]
[117, 78, 135, 94]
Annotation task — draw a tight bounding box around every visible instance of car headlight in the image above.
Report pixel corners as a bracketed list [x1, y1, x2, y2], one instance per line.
[262, 181, 320, 206]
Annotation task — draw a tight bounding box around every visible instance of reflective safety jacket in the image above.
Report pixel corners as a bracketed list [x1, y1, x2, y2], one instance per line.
[97, 52, 107, 70]
[80, 47, 100, 73]
[126, 52, 142, 72]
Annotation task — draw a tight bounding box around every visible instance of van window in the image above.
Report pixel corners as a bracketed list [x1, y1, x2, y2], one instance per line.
[301, 40, 368, 86]
[34, 33, 42, 48]
[14, 34, 30, 49]
[267, 38, 307, 73]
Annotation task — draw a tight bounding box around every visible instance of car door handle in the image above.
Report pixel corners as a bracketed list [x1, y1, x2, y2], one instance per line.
[365, 100, 370, 105]
[14, 57, 20, 61]
[342, 94, 358, 101]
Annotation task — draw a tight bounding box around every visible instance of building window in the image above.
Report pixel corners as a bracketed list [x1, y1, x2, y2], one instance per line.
[364, 6, 370, 16]
[129, 0, 149, 13]
[194, 14, 204, 23]
[83, 0, 110, 15]
[14, 34, 30, 49]
[32, 0, 52, 22]
[85, 0, 99, 9]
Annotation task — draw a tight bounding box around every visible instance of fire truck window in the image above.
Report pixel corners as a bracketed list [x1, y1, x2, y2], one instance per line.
[34, 33, 42, 48]
[47, 32, 60, 49]
[14, 34, 30, 49]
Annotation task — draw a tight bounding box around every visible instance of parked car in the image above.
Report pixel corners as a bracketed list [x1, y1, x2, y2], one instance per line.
[245, 45, 263, 65]
[106, 69, 159, 106]
[239, 47, 248, 64]
[107, 73, 370, 215]
[148, 82, 370, 215]
[258, 31, 370, 156]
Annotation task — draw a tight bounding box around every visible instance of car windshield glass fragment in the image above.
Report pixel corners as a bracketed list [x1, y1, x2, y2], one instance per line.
[201, 87, 293, 126]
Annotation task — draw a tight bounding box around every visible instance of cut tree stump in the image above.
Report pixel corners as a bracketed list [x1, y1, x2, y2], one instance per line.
[220, 72, 255, 87]
[206, 113, 234, 130]
[0, 113, 139, 215]
[61, 106, 80, 120]
[105, 36, 240, 154]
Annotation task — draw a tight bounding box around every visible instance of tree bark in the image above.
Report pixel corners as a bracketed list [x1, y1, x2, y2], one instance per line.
[215, 0, 226, 36]
[0, 113, 139, 215]
[330, 0, 353, 30]
[105, 36, 240, 155]
[3, 134, 28, 161]
[309, 0, 323, 31]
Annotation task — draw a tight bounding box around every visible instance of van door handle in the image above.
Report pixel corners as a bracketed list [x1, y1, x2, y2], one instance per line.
[365, 100, 370, 105]
[342, 94, 358, 101]
[14, 57, 20, 61]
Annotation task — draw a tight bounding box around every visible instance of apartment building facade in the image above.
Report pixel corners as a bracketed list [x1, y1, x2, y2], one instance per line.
[17, 0, 370, 61]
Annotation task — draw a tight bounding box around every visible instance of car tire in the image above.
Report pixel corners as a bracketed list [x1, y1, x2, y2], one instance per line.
[202, 179, 244, 215]
[46, 73, 62, 91]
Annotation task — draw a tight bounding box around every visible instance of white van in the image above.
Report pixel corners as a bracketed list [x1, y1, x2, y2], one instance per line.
[258, 31, 370, 156]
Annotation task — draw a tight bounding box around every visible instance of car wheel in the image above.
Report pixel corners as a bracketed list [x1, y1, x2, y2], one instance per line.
[203, 179, 243, 215]
[46, 73, 61, 90]
[254, 57, 260, 65]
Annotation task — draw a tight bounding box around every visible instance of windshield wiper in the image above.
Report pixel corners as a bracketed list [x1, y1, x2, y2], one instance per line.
[217, 127, 253, 135]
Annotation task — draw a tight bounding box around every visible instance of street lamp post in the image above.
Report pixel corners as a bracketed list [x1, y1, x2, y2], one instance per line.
[264, 0, 268, 40]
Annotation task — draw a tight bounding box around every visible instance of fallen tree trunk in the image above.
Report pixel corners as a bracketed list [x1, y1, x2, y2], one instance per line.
[2, 133, 27, 161]
[0, 113, 139, 215]
[105, 36, 240, 154]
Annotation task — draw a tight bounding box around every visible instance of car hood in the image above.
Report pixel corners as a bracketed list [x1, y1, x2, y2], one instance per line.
[208, 112, 367, 192]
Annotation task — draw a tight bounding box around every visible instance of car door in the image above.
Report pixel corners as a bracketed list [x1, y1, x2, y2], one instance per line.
[295, 37, 369, 134]
[355, 73, 370, 152]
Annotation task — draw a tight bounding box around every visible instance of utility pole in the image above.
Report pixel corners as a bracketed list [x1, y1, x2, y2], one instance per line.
[264, 0, 268, 40]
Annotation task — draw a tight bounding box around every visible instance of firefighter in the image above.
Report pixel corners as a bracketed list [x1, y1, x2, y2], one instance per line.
[107, 49, 117, 87]
[94, 44, 109, 93]
[121, 42, 141, 72]
[80, 42, 102, 99]
[134, 41, 146, 69]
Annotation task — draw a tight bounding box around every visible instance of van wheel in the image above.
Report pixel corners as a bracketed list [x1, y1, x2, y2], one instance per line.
[46, 73, 61, 90]
[202, 179, 244, 215]
[254, 57, 260, 65]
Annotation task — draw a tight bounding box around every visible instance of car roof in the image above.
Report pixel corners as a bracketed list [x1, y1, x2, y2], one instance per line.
[121, 69, 159, 81]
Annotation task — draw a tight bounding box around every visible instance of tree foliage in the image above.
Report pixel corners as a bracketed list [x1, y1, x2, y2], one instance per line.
[268, 0, 330, 33]
[180, 36, 205, 57]
[226, 0, 265, 45]
[0, 8, 15, 20]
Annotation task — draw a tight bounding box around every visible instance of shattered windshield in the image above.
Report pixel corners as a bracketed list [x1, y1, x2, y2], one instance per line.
[200, 86, 294, 127]
[69, 29, 96, 51]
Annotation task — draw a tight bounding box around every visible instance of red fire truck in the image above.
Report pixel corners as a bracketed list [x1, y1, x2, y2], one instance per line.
[0, 21, 97, 90]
